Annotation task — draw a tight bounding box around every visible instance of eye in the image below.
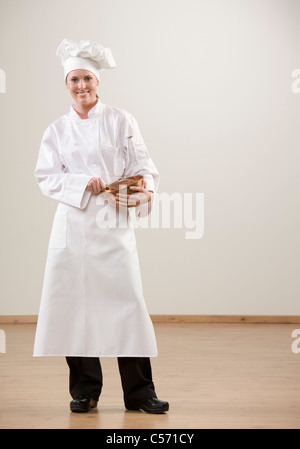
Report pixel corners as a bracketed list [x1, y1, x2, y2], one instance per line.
[71, 78, 78, 82]
[85, 76, 92, 81]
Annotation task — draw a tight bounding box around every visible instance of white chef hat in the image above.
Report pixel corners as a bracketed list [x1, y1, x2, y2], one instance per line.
[56, 38, 116, 81]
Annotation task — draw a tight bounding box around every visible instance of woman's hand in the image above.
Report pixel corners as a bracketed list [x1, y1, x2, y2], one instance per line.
[86, 177, 106, 194]
[114, 180, 153, 208]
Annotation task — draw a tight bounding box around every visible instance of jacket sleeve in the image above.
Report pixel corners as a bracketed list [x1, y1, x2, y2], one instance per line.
[34, 125, 92, 209]
[123, 114, 160, 218]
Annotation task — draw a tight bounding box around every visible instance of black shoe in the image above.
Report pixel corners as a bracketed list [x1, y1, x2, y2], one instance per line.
[70, 394, 98, 413]
[128, 397, 169, 414]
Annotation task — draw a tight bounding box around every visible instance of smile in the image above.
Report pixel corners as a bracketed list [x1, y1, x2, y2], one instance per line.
[76, 91, 90, 96]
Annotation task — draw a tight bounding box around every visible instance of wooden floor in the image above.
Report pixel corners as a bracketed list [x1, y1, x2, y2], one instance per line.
[0, 322, 300, 429]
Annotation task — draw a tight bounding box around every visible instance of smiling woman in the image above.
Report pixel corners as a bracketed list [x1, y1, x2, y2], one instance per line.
[33, 38, 168, 415]
[66, 70, 99, 119]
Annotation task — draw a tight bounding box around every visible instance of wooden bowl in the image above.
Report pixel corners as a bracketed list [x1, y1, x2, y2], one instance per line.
[103, 175, 144, 196]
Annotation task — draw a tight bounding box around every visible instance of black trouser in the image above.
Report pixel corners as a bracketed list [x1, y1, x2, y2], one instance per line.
[66, 357, 157, 409]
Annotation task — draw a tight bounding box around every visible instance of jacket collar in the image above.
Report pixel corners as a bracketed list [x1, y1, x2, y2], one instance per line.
[69, 99, 103, 119]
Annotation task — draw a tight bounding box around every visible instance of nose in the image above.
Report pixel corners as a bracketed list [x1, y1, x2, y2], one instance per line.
[78, 79, 86, 89]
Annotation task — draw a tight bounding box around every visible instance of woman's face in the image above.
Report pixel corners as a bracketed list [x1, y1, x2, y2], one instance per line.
[66, 69, 99, 105]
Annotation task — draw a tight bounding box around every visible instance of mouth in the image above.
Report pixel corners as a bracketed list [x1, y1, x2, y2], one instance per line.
[76, 91, 90, 97]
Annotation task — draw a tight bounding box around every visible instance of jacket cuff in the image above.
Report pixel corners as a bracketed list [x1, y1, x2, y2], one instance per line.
[66, 174, 93, 209]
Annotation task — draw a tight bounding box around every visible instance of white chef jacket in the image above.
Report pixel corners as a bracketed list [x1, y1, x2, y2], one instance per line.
[33, 100, 159, 357]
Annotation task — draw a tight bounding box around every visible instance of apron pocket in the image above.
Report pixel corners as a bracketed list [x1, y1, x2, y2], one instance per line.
[48, 212, 67, 249]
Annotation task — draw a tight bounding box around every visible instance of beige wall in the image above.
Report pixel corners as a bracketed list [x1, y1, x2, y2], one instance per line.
[0, 0, 299, 315]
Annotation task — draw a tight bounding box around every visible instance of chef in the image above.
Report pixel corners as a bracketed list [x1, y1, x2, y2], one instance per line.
[33, 39, 169, 414]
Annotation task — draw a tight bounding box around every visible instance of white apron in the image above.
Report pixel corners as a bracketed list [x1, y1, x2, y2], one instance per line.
[33, 100, 159, 357]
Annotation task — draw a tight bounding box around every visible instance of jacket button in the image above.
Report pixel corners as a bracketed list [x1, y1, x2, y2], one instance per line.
[92, 164, 97, 168]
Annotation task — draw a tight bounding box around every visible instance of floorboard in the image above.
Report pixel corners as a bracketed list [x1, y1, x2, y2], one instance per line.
[0, 323, 300, 429]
